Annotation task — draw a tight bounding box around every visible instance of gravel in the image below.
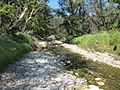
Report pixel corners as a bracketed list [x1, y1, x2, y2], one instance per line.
[0, 51, 87, 90]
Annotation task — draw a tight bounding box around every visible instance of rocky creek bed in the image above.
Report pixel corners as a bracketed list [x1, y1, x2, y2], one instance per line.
[0, 46, 103, 90]
[0, 50, 88, 90]
[0, 43, 120, 90]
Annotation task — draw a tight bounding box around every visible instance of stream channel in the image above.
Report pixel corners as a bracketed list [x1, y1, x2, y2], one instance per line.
[0, 43, 120, 90]
[50, 44, 120, 90]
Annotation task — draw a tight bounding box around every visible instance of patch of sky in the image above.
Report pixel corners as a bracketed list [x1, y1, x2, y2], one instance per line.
[48, 0, 60, 9]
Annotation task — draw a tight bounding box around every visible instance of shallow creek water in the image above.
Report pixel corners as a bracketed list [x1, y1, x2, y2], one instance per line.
[51, 45, 120, 90]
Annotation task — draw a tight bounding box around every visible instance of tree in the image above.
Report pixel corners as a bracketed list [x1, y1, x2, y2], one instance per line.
[108, 0, 120, 28]
[0, 1, 14, 36]
[57, 0, 90, 36]
[0, 0, 53, 39]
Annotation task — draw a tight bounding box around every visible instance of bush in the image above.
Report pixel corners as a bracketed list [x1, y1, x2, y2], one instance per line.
[0, 34, 35, 69]
[71, 30, 120, 54]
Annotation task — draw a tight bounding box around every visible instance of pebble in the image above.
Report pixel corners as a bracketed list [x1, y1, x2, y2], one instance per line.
[87, 85, 102, 90]
[97, 82, 105, 86]
[95, 78, 102, 81]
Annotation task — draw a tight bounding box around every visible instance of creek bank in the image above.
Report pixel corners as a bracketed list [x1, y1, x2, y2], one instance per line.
[54, 41, 120, 68]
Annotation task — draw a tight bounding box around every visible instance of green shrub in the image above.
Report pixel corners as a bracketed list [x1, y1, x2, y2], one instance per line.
[0, 34, 35, 69]
[71, 30, 120, 54]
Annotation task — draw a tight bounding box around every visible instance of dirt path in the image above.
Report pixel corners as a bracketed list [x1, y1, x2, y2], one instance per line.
[55, 41, 120, 68]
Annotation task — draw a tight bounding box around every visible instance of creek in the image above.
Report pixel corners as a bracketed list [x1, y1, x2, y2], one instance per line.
[51, 45, 120, 90]
[0, 43, 120, 90]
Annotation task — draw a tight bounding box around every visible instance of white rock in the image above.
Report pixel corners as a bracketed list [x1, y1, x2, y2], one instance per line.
[36, 59, 48, 63]
[67, 61, 71, 64]
[95, 78, 102, 81]
[88, 85, 100, 90]
[97, 82, 105, 86]
[54, 78, 61, 81]
[38, 41, 47, 46]
[75, 72, 79, 76]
